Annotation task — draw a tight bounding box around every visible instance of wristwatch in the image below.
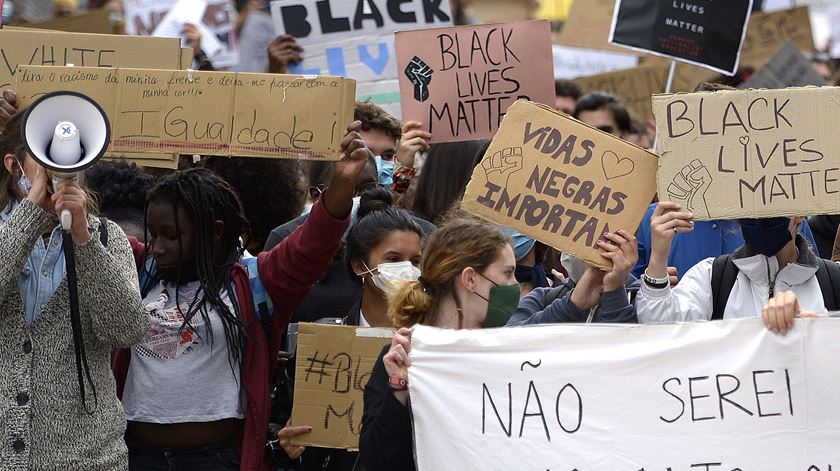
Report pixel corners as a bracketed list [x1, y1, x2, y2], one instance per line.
[642, 270, 669, 289]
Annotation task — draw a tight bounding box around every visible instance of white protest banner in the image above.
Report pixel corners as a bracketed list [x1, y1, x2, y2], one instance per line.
[609, 0, 754, 75]
[269, 0, 453, 118]
[409, 319, 840, 470]
[125, 0, 239, 68]
[552, 44, 638, 80]
[653, 86, 840, 220]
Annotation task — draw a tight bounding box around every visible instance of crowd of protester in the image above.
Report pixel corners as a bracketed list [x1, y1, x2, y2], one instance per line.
[1, 0, 840, 470]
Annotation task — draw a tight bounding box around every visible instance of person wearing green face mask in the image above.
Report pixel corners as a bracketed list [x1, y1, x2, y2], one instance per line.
[358, 218, 516, 471]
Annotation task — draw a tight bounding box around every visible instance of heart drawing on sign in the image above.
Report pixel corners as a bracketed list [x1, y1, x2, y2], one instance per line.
[601, 150, 634, 181]
[739, 135, 750, 146]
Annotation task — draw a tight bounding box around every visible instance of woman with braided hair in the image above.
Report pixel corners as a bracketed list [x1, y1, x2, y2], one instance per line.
[112, 122, 374, 470]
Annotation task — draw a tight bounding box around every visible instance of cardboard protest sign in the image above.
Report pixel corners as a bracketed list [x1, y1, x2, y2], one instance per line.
[125, 0, 239, 68]
[22, 9, 114, 34]
[653, 86, 840, 220]
[291, 323, 392, 450]
[556, 0, 626, 53]
[740, 42, 827, 89]
[395, 20, 555, 143]
[552, 45, 638, 81]
[741, 6, 815, 68]
[574, 63, 709, 119]
[270, 0, 453, 119]
[609, 0, 754, 75]
[16, 65, 356, 161]
[0, 29, 183, 90]
[409, 319, 840, 470]
[461, 100, 658, 269]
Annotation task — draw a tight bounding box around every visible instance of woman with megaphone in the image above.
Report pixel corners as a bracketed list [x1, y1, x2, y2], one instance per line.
[0, 110, 149, 469]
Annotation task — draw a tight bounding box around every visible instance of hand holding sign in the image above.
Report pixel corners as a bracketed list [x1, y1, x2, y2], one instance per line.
[666, 160, 712, 219]
[405, 56, 432, 102]
[482, 147, 524, 191]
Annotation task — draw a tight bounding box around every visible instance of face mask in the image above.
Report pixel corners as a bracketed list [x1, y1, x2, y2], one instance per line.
[514, 263, 549, 288]
[361, 261, 421, 294]
[475, 273, 520, 328]
[375, 156, 395, 187]
[560, 253, 589, 282]
[739, 217, 792, 257]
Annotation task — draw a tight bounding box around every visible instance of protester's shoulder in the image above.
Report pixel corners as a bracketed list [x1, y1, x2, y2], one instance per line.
[265, 213, 308, 251]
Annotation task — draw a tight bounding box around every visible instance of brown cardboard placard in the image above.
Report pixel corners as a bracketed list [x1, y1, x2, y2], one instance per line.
[556, 0, 627, 53]
[0, 29, 183, 90]
[291, 323, 393, 450]
[574, 63, 711, 119]
[740, 6, 814, 69]
[653, 86, 840, 220]
[20, 9, 115, 34]
[395, 20, 555, 143]
[462, 100, 659, 270]
[16, 66, 356, 160]
[180, 47, 194, 70]
[739, 42, 827, 90]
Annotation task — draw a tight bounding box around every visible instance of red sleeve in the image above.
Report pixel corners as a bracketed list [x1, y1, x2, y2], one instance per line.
[127, 236, 146, 272]
[256, 197, 350, 343]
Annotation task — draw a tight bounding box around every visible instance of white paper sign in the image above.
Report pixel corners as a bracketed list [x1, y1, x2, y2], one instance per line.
[269, 0, 453, 118]
[552, 44, 639, 80]
[125, 0, 239, 68]
[409, 319, 840, 470]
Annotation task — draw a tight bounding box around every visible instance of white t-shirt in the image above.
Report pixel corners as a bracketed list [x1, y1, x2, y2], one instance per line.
[123, 280, 245, 423]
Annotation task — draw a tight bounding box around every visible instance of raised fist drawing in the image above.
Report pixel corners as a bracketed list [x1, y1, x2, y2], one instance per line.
[482, 147, 524, 190]
[666, 159, 712, 219]
[405, 56, 432, 102]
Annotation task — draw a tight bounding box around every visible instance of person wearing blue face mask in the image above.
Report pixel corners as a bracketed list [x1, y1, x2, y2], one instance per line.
[636, 201, 840, 331]
[497, 227, 550, 296]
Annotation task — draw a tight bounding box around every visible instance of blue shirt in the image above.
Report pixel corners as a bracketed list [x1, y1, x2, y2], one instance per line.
[632, 203, 819, 279]
[1, 202, 66, 325]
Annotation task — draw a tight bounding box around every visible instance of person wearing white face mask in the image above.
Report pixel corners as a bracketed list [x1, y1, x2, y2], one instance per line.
[268, 187, 425, 470]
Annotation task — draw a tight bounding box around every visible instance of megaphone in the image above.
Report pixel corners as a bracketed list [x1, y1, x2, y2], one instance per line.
[20, 91, 110, 230]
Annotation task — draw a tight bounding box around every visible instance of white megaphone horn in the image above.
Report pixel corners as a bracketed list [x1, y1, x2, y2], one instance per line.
[20, 91, 111, 230]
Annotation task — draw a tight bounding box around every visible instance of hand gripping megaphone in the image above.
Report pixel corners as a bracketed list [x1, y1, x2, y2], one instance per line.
[20, 91, 110, 230]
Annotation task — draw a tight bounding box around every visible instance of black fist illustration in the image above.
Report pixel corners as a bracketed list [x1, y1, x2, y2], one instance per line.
[405, 56, 433, 102]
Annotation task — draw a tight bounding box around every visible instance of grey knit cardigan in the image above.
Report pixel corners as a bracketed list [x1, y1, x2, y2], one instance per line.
[0, 199, 148, 470]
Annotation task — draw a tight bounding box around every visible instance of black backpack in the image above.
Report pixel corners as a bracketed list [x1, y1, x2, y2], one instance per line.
[710, 254, 840, 320]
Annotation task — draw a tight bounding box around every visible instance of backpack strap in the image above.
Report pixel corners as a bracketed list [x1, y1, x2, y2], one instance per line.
[711, 255, 738, 321]
[242, 255, 275, 344]
[815, 258, 840, 311]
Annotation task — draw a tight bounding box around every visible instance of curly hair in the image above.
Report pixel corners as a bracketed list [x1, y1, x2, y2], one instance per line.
[354, 100, 402, 141]
[205, 156, 305, 252]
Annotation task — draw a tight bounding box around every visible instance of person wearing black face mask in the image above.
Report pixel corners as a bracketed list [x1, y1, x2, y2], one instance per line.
[636, 202, 840, 333]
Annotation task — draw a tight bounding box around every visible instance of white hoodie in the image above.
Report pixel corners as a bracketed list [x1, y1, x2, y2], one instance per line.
[636, 237, 828, 323]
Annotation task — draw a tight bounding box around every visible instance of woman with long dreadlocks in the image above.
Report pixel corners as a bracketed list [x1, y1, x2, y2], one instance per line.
[111, 122, 374, 470]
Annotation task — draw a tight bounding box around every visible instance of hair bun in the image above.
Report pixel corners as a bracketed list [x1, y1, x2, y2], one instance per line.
[357, 186, 393, 218]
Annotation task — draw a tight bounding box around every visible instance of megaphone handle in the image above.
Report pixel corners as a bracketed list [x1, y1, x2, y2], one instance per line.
[61, 209, 72, 231]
